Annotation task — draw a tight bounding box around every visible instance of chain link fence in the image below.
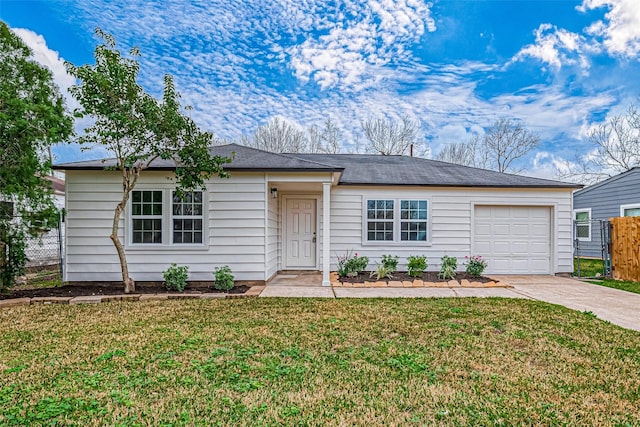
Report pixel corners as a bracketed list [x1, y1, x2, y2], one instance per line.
[4, 214, 64, 279]
[573, 219, 611, 278]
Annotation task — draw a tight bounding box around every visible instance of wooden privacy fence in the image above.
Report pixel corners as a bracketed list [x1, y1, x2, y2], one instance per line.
[610, 216, 640, 282]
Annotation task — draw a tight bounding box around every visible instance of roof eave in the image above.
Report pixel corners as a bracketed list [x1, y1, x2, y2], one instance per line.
[337, 182, 582, 189]
[53, 165, 343, 173]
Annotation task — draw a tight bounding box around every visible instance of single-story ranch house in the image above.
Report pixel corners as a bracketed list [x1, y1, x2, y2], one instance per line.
[55, 144, 581, 286]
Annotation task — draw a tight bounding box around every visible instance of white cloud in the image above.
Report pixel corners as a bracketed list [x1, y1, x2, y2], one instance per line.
[512, 24, 592, 71]
[287, 0, 435, 90]
[13, 28, 78, 109]
[579, 0, 640, 58]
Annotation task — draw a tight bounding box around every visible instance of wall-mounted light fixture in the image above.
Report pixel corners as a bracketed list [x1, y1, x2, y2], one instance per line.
[270, 187, 278, 199]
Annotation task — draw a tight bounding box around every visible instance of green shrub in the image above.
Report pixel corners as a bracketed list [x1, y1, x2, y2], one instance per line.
[336, 251, 369, 277]
[381, 254, 399, 272]
[406, 255, 427, 277]
[163, 264, 189, 292]
[465, 255, 488, 277]
[370, 263, 394, 280]
[438, 255, 457, 280]
[213, 265, 234, 291]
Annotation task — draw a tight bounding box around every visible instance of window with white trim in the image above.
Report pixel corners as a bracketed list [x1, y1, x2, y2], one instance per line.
[574, 208, 591, 241]
[620, 203, 640, 217]
[132, 190, 163, 244]
[172, 191, 203, 244]
[366, 199, 429, 243]
[400, 200, 428, 241]
[366, 200, 394, 241]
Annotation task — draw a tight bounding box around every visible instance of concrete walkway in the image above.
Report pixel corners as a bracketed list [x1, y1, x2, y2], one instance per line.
[260, 273, 640, 332]
[493, 275, 640, 332]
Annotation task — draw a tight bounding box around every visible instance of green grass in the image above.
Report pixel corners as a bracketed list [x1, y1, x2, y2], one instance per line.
[573, 257, 605, 277]
[2, 299, 640, 426]
[589, 279, 640, 295]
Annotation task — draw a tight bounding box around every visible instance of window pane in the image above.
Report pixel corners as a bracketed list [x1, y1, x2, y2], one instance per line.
[576, 224, 590, 238]
[132, 204, 141, 215]
[624, 208, 640, 217]
[153, 191, 162, 202]
[194, 233, 203, 244]
[142, 204, 151, 215]
[143, 192, 151, 202]
[367, 221, 393, 241]
[575, 212, 589, 221]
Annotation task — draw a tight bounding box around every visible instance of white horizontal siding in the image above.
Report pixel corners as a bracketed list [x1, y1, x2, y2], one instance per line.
[329, 186, 574, 274]
[65, 171, 266, 282]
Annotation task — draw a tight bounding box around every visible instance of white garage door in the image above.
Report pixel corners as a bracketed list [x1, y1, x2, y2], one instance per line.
[473, 206, 551, 274]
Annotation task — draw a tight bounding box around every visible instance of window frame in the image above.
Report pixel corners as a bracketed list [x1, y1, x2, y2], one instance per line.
[363, 198, 431, 246]
[130, 190, 164, 245]
[365, 199, 395, 242]
[170, 190, 205, 245]
[620, 203, 640, 217]
[574, 208, 591, 242]
[127, 188, 207, 249]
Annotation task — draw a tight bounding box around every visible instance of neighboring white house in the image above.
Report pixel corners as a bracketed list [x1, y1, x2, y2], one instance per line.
[2, 175, 65, 267]
[54, 144, 581, 285]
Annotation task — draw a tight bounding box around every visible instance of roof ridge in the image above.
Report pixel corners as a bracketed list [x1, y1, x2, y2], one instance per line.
[574, 166, 640, 196]
[220, 143, 342, 169]
[277, 152, 342, 169]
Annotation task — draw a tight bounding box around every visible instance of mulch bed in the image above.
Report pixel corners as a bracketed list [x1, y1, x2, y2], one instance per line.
[0, 283, 250, 300]
[338, 271, 492, 284]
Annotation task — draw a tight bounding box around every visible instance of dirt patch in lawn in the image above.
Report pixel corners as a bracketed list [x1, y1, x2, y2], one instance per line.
[0, 282, 250, 300]
[338, 271, 492, 284]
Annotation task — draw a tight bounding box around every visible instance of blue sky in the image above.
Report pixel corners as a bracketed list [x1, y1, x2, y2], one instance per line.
[2, 0, 640, 178]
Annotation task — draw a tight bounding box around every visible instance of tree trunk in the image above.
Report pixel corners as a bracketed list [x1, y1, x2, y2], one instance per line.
[110, 197, 135, 293]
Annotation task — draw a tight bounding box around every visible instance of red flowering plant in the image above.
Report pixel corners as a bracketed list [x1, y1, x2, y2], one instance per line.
[464, 255, 488, 277]
[336, 250, 369, 277]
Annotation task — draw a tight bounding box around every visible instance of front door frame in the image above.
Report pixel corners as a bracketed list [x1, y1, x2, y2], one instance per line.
[281, 194, 321, 270]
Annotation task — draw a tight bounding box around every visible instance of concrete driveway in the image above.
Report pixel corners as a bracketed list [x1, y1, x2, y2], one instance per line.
[493, 275, 640, 332]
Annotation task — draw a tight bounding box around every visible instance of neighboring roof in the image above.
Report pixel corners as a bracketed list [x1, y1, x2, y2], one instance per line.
[54, 143, 581, 188]
[573, 167, 640, 197]
[44, 175, 65, 195]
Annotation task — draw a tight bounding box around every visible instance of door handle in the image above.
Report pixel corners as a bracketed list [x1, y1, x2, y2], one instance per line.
[313, 232, 316, 243]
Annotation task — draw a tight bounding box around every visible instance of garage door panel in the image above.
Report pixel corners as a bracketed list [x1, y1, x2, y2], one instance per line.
[475, 224, 492, 236]
[531, 242, 550, 254]
[511, 224, 530, 236]
[531, 224, 549, 237]
[474, 206, 551, 274]
[493, 224, 510, 235]
[474, 242, 492, 253]
[491, 207, 511, 219]
[511, 241, 530, 253]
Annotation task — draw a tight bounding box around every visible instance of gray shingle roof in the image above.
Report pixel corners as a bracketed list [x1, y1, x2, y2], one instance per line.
[292, 153, 580, 188]
[54, 143, 580, 188]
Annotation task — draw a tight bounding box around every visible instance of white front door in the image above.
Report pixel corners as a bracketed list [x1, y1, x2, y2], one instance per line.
[286, 198, 316, 268]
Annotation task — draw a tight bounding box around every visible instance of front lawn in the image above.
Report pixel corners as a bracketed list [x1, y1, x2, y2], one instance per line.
[589, 278, 640, 295]
[2, 299, 639, 426]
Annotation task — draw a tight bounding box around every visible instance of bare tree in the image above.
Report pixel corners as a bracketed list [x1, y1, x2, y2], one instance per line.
[308, 117, 343, 153]
[241, 117, 308, 153]
[362, 115, 420, 155]
[558, 103, 640, 184]
[434, 139, 480, 167]
[480, 118, 540, 173]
